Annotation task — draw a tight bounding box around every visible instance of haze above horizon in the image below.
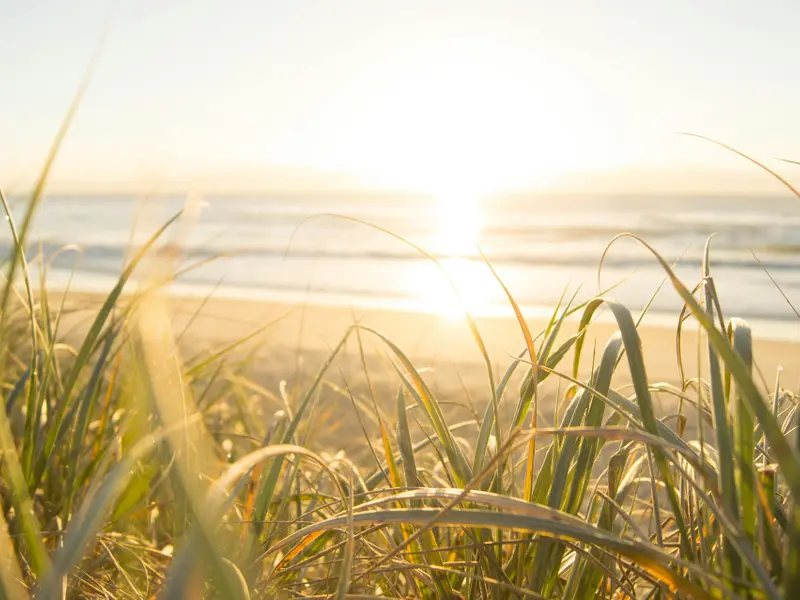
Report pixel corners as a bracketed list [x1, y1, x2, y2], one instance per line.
[2, 0, 800, 195]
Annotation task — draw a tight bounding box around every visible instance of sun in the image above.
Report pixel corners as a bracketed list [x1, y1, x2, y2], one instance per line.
[330, 45, 569, 193]
[434, 187, 482, 257]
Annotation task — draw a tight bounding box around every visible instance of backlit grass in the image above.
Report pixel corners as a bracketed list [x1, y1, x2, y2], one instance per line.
[0, 180, 798, 599]
[0, 83, 798, 599]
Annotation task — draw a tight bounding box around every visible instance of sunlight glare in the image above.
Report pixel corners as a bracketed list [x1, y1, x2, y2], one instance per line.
[333, 46, 579, 193]
[412, 189, 489, 320]
[435, 188, 482, 257]
[413, 260, 484, 321]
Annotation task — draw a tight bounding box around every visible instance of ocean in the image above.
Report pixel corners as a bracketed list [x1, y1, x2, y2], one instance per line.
[5, 192, 800, 340]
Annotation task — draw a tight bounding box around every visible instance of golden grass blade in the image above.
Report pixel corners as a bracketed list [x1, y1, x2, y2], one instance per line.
[252, 330, 352, 530]
[270, 507, 719, 600]
[479, 248, 539, 475]
[751, 250, 800, 320]
[0, 494, 27, 600]
[288, 214, 502, 459]
[336, 476, 356, 600]
[680, 133, 800, 200]
[358, 325, 473, 487]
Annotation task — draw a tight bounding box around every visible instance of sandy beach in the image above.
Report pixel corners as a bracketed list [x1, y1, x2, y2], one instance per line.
[58, 291, 800, 436]
[152, 293, 797, 380]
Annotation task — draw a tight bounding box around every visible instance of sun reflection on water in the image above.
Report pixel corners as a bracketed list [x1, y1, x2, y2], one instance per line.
[413, 189, 491, 320]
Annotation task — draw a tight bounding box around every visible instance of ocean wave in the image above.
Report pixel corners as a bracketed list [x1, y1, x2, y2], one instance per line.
[10, 239, 800, 276]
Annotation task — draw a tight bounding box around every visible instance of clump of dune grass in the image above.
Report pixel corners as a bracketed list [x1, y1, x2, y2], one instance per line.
[1, 83, 799, 597]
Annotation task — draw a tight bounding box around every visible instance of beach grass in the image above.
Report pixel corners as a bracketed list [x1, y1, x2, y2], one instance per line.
[1, 79, 799, 599]
[0, 176, 798, 600]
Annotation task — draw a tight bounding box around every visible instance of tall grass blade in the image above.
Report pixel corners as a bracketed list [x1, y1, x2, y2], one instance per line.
[252, 331, 352, 533]
[34, 212, 182, 487]
[0, 487, 28, 600]
[0, 39, 100, 325]
[0, 191, 41, 483]
[0, 392, 49, 579]
[396, 388, 420, 489]
[680, 134, 800, 200]
[529, 332, 621, 593]
[728, 319, 756, 548]
[577, 297, 695, 561]
[702, 238, 742, 579]
[359, 326, 473, 487]
[336, 477, 356, 600]
[608, 234, 800, 498]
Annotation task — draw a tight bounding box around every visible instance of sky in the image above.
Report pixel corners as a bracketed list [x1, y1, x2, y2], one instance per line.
[2, 0, 800, 194]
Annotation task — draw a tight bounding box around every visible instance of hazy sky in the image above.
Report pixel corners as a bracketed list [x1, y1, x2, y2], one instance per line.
[2, 0, 800, 193]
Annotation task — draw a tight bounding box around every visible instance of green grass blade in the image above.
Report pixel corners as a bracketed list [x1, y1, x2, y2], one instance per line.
[63, 326, 118, 520]
[577, 297, 695, 562]
[396, 388, 421, 489]
[608, 234, 800, 500]
[0, 506, 27, 600]
[474, 347, 525, 476]
[34, 429, 170, 598]
[252, 331, 352, 532]
[359, 326, 473, 487]
[34, 212, 182, 487]
[0, 191, 41, 482]
[0, 41, 99, 325]
[564, 334, 621, 514]
[529, 333, 621, 593]
[702, 238, 742, 578]
[0, 391, 49, 579]
[728, 318, 756, 548]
